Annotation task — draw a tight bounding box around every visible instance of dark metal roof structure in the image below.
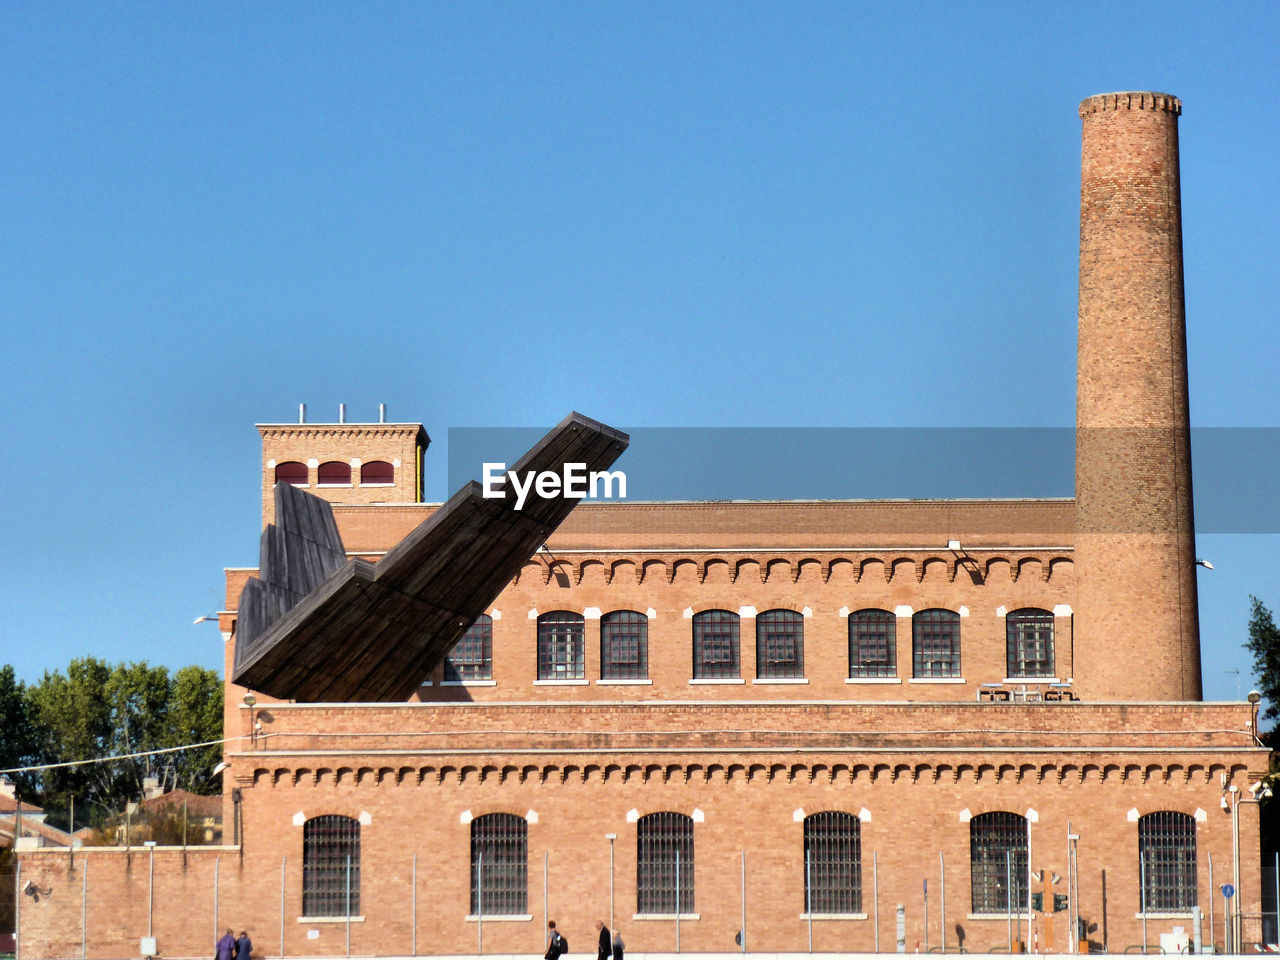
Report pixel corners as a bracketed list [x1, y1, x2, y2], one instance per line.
[233, 412, 629, 702]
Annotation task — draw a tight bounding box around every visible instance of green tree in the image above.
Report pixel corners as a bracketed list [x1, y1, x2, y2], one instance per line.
[1247, 596, 1280, 724]
[0, 665, 37, 794]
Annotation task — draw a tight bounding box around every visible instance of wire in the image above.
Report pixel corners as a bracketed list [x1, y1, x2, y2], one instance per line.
[0, 735, 248, 776]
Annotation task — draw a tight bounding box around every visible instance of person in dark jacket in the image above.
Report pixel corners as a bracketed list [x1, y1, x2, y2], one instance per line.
[612, 928, 625, 960]
[235, 931, 252, 960]
[595, 921, 611, 960]
[215, 930, 235, 960]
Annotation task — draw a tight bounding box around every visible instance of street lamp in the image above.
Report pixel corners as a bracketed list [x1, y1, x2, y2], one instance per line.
[243, 693, 257, 747]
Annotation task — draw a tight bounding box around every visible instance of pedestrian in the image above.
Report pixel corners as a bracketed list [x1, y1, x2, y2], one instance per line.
[545, 920, 566, 960]
[612, 929, 625, 960]
[216, 929, 235, 960]
[596, 921, 611, 960]
[235, 930, 252, 960]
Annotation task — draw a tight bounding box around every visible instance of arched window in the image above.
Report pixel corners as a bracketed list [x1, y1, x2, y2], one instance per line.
[692, 610, 739, 680]
[302, 814, 360, 917]
[445, 615, 492, 682]
[849, 609, 897, 678]
[275, 461, 308, 486]
[1006, 608, 1055, 678]
[637, 812, 694, 914]
[601, 610, 648, 680]
[970, 811, 1027, 914]
[471, 813, 528, 915]
[537, 611, 584, 680]
[1139, 811, 1197, 912]
[317, 460, 351, 485]
[756, 609, 804, 679]
[360, 460, 394, 485]
[804, 812, 862, 914]
[913, 609, 961, 678]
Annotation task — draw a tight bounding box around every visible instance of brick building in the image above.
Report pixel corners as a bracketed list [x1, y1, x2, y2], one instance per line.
[14, 92, 1269, 959]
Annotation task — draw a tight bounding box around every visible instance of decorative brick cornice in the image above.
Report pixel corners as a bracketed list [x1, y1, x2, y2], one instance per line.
[1079, 91, 1180, 116]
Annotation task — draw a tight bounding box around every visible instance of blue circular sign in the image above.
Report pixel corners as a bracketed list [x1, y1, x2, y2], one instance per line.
[1222, 884, 1236, 899]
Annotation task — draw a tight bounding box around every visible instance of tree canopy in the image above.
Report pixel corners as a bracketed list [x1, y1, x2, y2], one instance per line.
[1247, 596, 1280, 725]
[4, 658, 223, 829]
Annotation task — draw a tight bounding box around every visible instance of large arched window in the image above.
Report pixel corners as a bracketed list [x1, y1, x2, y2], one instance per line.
[302, 814, 360, 917]
[692, 610, 740, 680]
[756, 609, 804, 679]
[471, 813, 528, 915]
[637, 812, 694, 914]
[849, 609, 897, 678]
[970, 811, 1027, 914]
[913, 609, 961, 678]
[1139, 811, 1197, 912]
[803, 812, 862, 914]
[1006, 608, 1055, 678]
[359, 460, 394, 485]
[537, 611, 584, 680]
[275, 461, 308, 486]
[601, 610, 648, 680]
[317, 460, 351, 485]
[445, 615, 493, 682]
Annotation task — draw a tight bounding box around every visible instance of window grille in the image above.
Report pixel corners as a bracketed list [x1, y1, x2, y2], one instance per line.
[637, 812, 694, 913]
[275, 461, 307, 486]
[804, 812, 862, 914]
[601, 611, 648, 680]
[317, 460, 351, 484]
[471, 813, 528, 915]
[970, 811, 1027, 914]
[1139, 811, 1197, 912]
[1006, 608, 1055, 678]
[360, 460, 394, 484]
[302, 815, 360, 917]
[756, 610, 804, 679]
[913, 608, 961, 678]
[537, 611, 584, 680]
[849, 609, 897, 678]
[445, 615, 493, 681]
[692, 610, 740, 680]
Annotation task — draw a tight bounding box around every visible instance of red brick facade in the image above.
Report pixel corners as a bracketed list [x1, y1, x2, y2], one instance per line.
[15, 93, 1267, 960]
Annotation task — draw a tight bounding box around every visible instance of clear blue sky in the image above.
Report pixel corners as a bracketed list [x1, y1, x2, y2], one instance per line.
[1, 3, 1277, 701]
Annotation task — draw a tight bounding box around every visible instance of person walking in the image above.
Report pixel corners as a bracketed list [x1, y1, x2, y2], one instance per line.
[545, 921, 566, 960]
[612, 929, 625, 960]
[596, 921, 611, 960]
[235, 930, 252, 960]
[215, 930, 235, 960]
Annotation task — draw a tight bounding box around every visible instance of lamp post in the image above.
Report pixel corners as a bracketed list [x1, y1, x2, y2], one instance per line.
[243, 693, 257, 748]
[1226, 746, 1273, 953]
[606, 833, 616, 934]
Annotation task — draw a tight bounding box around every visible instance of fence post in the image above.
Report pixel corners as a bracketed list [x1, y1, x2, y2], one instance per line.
[280, 856, 286, 958]
[939, 851, 946, 954]
[873, 851, 879, 953]
[412, 853, 418, 957]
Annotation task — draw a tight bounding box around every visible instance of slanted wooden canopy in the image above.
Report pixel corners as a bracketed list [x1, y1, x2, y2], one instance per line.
[233, 412, 629, 702]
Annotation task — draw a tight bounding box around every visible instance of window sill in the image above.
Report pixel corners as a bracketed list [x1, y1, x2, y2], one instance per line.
[800, 912, 868, 920]
[598, 679, 653, 685]
[633, 913, 700, 921]
[1003, 677, 1061, 684]
[909, 677, 966, 684]
[440, 680, 496, 687]
[1134, 912, 1196, 919]
[298, 916, 364, 923]
[846, 677, 902, 684]
[315, 483, 353, 488]
[359, 482, 395, 488]
[967, 912, 1029, 920]
[752, 677, 809, 684]
[689, 678, 744, 685]
[534, 679, 589, 686]
[465, 914, 533, 922]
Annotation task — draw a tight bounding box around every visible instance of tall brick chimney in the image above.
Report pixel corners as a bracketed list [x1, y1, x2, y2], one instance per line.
[1074, 92, 1201, 701]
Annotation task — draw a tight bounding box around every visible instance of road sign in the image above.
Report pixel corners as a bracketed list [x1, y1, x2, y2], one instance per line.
[1222, 883, 1235, 899]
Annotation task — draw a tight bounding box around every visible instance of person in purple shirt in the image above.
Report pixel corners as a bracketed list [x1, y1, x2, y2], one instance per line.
[215, 930, 235, 960]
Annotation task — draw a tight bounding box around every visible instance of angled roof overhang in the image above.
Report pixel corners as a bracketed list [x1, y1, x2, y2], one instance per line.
[233, 412, 628, 701]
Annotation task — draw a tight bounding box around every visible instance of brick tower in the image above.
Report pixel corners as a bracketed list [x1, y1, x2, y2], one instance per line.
[1074, 92, 1201, 700]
